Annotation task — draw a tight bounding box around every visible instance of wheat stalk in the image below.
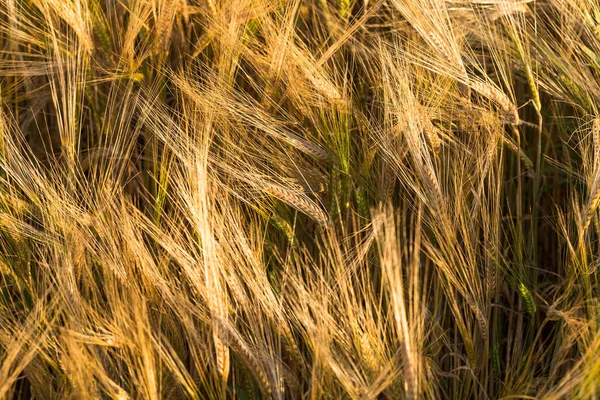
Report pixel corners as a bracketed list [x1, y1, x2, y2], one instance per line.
[402, 343, 417, 400]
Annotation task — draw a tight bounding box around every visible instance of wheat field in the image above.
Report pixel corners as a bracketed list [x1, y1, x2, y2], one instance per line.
[0, 0, 599, 398]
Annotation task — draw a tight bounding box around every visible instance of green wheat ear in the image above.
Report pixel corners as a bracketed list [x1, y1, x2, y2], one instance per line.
[242, 19, 260, 44]
[270, 213, 296, 247]
[128, 72, 145, 83]
[240, 367, 256, 400]
[338, 0, 352, 19]
[93, 23, 111, 52]
[356, 187, 369, 219]
[90, 1, 111, 51]
[518, 282, 537, 317]
[329, 165, 343, 219]
[492, 344, 501, 379]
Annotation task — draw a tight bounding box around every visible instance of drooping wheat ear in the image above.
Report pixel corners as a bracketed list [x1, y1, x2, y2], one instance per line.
[491, 344, 501, 379]
[468, 80, 519, 124]
[156, 0, 177, 54]
[278, 130, 328, 160]
[242, 18, 260, 45]
[47, 0, 95, 53]
[502, 136, 534, 171]
[592, 117, 600, 165]
[420, 162, 443, 211]
[278, 324, 303, 366]
[206, 0, 217, 17]
[582, 173, 600, 233]
[425, 29, 471, 96]
[264, 183, 330, 226]
[525, 64, 541, 112]
[215, 319, 272, 398]
[458, 81, 472, 98]
[382, 168, 397, 203]
[93, 23, 111, 51]
[464, 295, 488, 341]
[293, 48, 341, 102]
[213, 326, 230, 396]
[419, 107, 441, 154]
[474, 306, 488, 341]
[270, 213, 296, 245]
[359, 335, 378, 371]
[226, 272, 248, 305]
[582, 119, 600, 233]
[485, 261, 497, 297]
[426, 30, 464, 73]
[308, 71, 342, 102]
[192, 28, 217, 58]
[465, 335, 477, 368]
[518, 282, 536, 317]
[319, 0, 335, 34]
[356, 187, 369, 217]
[455, 316, 477, 368]
[240, 368, 256, 400]
[337, 0, 352, 19]
[90, 2, 110, 52]
[329, 165, 345, 218]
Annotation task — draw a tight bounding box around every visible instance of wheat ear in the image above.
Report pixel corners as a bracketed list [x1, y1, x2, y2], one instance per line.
[468, 80, 519, 124]
[156, 0, 176, 54]
[206, 0, 217, 17]
[213, 327, 230, 396]
[277, 130, 328, 161]
[593, 117, 600, 164]
[419, 107, 441, 154]
[215, 319, 272, 398]
[264, 183, 330, 226]
[518, 282, 536, 317]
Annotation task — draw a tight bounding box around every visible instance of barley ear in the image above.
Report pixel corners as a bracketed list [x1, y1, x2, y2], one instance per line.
[518, 282, 536, 317]
[213, 326, 230, 396]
